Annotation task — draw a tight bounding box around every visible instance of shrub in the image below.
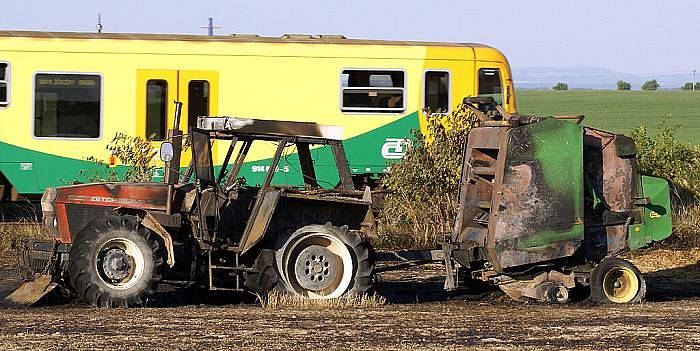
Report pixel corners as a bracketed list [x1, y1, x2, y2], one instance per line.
[552, 82, 568, 90]
[681, 82, 700, 90]
[0, 223, 46, 253]
[78, 133, 157, 183]
[661, 204, 700, 249]
[631, 116, 700, 205]
[616, 80, 632, 90]
[641, 79, 660, 90]
[377, 103, 479, 249]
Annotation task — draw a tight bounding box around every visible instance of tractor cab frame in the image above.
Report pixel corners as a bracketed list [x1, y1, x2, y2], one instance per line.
[173, 117, 369, 255]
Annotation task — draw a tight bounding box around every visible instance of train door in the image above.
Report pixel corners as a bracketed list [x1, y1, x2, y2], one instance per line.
[475, 62, 515, 113]
[137, 70, 219, 167]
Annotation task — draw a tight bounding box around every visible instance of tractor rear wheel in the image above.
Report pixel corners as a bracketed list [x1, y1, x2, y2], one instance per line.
[68, 215, 164, 307]
[245, 224, 374, 299]
[590, 257, 646, 304]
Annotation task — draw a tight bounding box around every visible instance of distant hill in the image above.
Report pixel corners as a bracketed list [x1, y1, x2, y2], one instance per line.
[513, 66, 693, 90]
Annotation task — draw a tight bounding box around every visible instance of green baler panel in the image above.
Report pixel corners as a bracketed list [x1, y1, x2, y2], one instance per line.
[628, 175, 673, 250]
[493, 118, 584, 270]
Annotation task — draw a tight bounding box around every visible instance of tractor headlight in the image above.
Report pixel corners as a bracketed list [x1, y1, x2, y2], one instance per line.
[41, 187, 57, 213]
[41, 188, 59, 237]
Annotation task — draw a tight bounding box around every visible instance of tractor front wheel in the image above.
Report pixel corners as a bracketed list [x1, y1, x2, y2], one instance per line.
[590, 257, 646, 304]
[68, 215, 164, 307]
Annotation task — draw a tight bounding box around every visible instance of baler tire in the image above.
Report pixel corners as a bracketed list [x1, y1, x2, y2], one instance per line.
[67, 215, 164, 308]
[590, 257, 646, 304]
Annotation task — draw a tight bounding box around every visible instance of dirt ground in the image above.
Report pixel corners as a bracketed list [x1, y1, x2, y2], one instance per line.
[1, 249, 700, 350]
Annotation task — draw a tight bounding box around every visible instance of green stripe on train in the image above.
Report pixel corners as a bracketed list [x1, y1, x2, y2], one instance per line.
[0, 112, 420, 194]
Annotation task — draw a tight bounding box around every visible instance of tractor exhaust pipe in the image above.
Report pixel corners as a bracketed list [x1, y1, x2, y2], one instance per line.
[164, 101, 183, 214]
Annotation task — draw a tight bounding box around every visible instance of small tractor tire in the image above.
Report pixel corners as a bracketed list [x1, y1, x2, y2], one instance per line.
[68, 215, 164, 307]
[246, 224, 374, 299]
[590, 257, 646, 304]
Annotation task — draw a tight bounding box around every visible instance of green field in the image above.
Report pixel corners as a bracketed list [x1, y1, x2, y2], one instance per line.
[516, 90, 700, 142]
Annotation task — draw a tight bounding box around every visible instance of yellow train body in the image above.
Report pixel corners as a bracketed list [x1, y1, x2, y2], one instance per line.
[0, 31, 515, 197]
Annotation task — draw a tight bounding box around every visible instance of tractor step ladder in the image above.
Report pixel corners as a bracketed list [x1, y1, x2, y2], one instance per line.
[207, 251, 244, 291]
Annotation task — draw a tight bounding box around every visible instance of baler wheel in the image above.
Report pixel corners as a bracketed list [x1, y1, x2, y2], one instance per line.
[546, 285, 570, 304]
[68, 215, 164, 307]
[590, 257, 646, 304]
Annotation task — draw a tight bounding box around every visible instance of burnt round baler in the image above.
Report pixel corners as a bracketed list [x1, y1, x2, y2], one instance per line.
[439, 99, 672, 303]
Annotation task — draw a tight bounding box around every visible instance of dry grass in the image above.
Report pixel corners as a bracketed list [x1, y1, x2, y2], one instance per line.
[664, 204, 700, 249]
[628, 247, 700, 273]
[0, 222, 45, 253]
[259, 290, 387, 309]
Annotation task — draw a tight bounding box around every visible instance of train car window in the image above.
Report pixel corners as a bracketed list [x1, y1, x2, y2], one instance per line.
[424, 71, 450, 113]
[478, 68, 503, 105]
[188, 80, 210, 128]
[0, 63, 8, 107]
[146, 80, 168, 141]
[34, 73, 101, 138]
[341, 70, 405, 113]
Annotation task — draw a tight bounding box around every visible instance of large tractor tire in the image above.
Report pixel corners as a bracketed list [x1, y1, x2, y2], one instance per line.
[68, 215, 164, 307]
[590, 257, 646, 304]
[245, 224, 374, 299]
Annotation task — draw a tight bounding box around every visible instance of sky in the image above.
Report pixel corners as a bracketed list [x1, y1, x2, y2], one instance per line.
[1, 0, 698, 75]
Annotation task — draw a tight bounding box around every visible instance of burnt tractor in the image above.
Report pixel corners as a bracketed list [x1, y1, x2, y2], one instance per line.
[8, 104, 375, 307]
[439, 98, 673, 303]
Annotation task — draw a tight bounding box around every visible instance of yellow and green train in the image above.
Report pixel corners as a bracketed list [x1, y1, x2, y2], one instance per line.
[0, 30, 516, 200]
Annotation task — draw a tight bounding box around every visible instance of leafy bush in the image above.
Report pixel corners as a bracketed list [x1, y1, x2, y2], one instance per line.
[552, 82, 568, 90]
[78, 133, 157, 183]
[631, 116, 700, 205]
[377, 104, 479, 249]
[641, 79, 660, 90]
[616, 80, 632, 90]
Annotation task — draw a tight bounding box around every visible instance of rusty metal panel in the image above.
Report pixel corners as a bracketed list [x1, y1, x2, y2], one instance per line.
[141, 211, 176, 268]
[452, 127, 508, 248]
[297, 143, 319, 188]
[52, 183, 170, 242]
[238, 190, 282, 254]
[330, 141, 355, 191]
[583, 128, 634, 212]
[490, 118, 584, 270]
[191, 129, 215, 185]
[4, 275, 57, 306]
[55, 183, 169, 210]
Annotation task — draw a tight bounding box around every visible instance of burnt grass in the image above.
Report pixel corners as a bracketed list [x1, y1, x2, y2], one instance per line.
[1, 251, 700, 350]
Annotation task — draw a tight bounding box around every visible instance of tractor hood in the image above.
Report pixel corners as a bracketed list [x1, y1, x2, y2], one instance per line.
[50, 182, 172, 211]
[43, 182, 192, 244]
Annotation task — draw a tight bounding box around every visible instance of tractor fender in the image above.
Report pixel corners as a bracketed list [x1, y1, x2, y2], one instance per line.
[116, 208, 175, 268]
